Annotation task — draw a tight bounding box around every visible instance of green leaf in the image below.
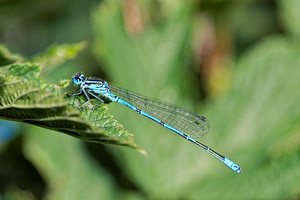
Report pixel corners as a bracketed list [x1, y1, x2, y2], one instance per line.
[58, 79, 70, 88]
[0, 64, 144, 153]
[32, 42, 88, 74]
[92, 0, 192, 91]
[8, 63, 40, 80]
[0, 45, 22, 67]
[24, 127, 117, 200]
[279, 0, 300, 38]
[65, 94, 140, 147]
[2, 185, 35, 200]
[187, 36, 300, 199]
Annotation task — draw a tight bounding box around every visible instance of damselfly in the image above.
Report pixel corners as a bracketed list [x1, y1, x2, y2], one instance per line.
[71, 73, 241, 173]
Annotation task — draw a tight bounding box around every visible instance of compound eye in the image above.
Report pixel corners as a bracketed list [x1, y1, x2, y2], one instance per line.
[74, 73, 84, 81]
[73, 73, 85, 85]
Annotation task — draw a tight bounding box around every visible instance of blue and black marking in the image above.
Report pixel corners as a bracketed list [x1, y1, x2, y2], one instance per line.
[208, 148, 225, 160]
[159, 121, 165, 126]
[136, 108, 141, 114]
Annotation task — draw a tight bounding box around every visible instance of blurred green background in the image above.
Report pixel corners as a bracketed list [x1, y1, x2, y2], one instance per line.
[1, 0, 300, 199]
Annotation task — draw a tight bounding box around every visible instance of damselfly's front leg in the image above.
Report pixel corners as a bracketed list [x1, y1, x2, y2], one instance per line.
[71, 87, 82, 96]
[70, 87, 83, 106]
[78, 87, 92, 108]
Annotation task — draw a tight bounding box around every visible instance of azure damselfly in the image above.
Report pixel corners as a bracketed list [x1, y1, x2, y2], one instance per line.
[71, 73, 241, 174]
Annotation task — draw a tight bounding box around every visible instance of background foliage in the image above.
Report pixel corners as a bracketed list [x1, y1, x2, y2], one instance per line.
[1, 0, 300, 199]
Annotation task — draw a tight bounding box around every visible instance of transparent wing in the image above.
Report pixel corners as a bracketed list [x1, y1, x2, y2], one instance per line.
[109, 85, 210, 138]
